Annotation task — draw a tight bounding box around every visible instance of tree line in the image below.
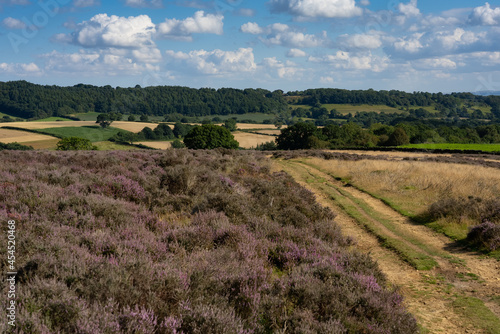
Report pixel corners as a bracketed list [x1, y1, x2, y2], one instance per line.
[1, 80, 499, 122]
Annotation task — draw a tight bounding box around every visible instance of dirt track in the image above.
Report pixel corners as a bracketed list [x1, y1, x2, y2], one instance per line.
[274, 158, 500, 334]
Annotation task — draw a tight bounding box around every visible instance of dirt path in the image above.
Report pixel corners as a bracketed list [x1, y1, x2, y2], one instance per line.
[274, 158, 500, 334]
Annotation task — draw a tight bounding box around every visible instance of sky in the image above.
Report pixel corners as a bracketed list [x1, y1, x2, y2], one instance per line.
[0, 0, 499, 93]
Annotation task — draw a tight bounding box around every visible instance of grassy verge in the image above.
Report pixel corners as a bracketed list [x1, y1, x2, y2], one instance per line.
[452, 296, 500, 334]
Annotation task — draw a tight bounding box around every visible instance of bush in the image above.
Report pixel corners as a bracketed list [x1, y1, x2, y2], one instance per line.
[56, 137, 97, 150]
[184, 124, 239, 149]
[467, 221, 500, 251]
[171, 139, 186, 149]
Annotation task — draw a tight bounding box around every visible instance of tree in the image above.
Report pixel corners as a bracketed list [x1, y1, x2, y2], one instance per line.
[171, 139, 186, 149]
[223, 118, 237, 132]
[184, 124, 239, 149]
[276, 122, 319, 150]
[57, 137, 97, 150]
[140, 114, 149, 122]
[387, 127, 410, 146]
[128, 115, 136, 121]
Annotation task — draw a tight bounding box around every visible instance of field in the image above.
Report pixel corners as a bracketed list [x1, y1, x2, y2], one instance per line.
[401, 143, 500, 152]
[0, 128, 59, 149]
[232, 131, 275, 149]
[135, 141, 172, 149]
[3, 121, 159, 133]
[33, 126, 130, 142]
[273, 151, 500, 333]
[33, 117, 75, 122]
[0, 150, 418, 333]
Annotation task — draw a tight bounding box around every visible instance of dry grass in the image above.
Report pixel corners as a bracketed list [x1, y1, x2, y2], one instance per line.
[111, 121, 160, 132]
[232, 132, 275, 148]
[0, 128, 58, 144]
[135, 141, 172, 150]
[326, 150, 453, 159]
[303, 157, 500, 217]
[252, 129, 281, 135]
[3, 121, 159, 133]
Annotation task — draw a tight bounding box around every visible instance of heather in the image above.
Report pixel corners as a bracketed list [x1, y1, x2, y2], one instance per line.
[0, 149, 417, 333]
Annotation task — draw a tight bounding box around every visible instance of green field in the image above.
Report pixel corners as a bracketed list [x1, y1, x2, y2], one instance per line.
[401, 143, 500, 152]
[290, 104, 404, 115]
[93, 141, 140, 151]
[35, 126, 131, 142]
[33, 117, 74, 122]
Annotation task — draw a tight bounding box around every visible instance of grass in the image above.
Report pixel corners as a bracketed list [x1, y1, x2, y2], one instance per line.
[400, 143, 500, 152]
[34, 126, 132, 142]
[33, 117, 75, 122]
[322, 104, 404, 114]
[452, 296, 500, 334]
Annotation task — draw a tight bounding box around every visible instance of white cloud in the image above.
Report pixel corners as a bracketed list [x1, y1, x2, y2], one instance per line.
[338, 32, 382, 50]
[124, 0, 162, 8]
[165, 48, 256, 75]
[268, 0, 362, 19]
[309, 51, 389, 72]
[435, 28, 479, 49]
[0, 62, 41, 75]
[320, 76, 334, 84]
[157, 11, 223, 41]
[398, 0, 420, 17]
[360, 0, 369, 6]
[469, 2, 500, 26]
[73, 0, 100, 7]
[261, 57, 304, 79]
[132, 47, 162, 63]
[240, 22, 264, 35]
[2, 17, 26, 29]
[413, 57, 457, 70]
[241, 22, 329, 48]
[69, 14, 156, 48]
[40, 49, 159, 76]
[393, 33, 424, 53]
[286, 48, 307, 57]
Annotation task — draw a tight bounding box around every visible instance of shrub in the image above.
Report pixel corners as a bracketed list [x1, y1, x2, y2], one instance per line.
[184, 124, 239, 149]
[171, 139, 186, 149]
[56, 137, 97, 150]
[467, 221, 500, 251]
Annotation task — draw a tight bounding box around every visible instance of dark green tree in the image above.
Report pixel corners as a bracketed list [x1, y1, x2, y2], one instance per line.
[128, 115, 136, 121]
[223, 118, 238, 132]
[171, 139, 186, 149]
[387, 127, 410, 146]
[140, 114, 149, 122]
[184, 124, 239, 149]
[276, 122, 319, 150]
[56, 137, 97, 150]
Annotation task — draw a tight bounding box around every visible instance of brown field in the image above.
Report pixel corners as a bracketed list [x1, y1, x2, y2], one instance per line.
[252, 129, 281, 135]
[0, 128, 58, 145]
[326, 149, 454, 159]
[232, 131, 275, 148]
[2, 121, 159, 133]
[135, 141, 172, 150]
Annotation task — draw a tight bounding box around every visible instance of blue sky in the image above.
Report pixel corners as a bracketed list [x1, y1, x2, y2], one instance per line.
[0, 0, 499, 93]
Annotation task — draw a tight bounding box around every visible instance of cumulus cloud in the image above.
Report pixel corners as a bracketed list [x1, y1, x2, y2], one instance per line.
[286, 48, 307, 57]
[165, 48, 256, 75]
[469, 2, 500, 26]
[337, 32, 382, 50]
[124, 0, 162, 8]
[261, 57, 304, 79]
[157, 11, 223, 41]
[413, 57, 457, 70]
[40, 49, 159, 76]
[68, 14, 156, 48]
[0, 62, 41, 74]
[73, 0, 100, 7]
[309, 51, 389, 72]
[2, 17, 27, 29]
[240, 22, 263, 34]
[398, 0, 420, 17]
[268, 0, 362, 19]
[241, 22, 329, 48]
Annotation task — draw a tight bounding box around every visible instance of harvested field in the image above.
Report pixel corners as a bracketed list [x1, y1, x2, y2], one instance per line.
[232, 131, 275, 148]
[135, 141, 172, 150]
[235, 123, 281, 130]
[252, 129, 281, 135]
[0, 128, 58, 144]
[3, 121, 159, 133]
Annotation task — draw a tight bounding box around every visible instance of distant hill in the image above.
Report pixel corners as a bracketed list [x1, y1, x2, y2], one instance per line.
[474, 91, 500, 96]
